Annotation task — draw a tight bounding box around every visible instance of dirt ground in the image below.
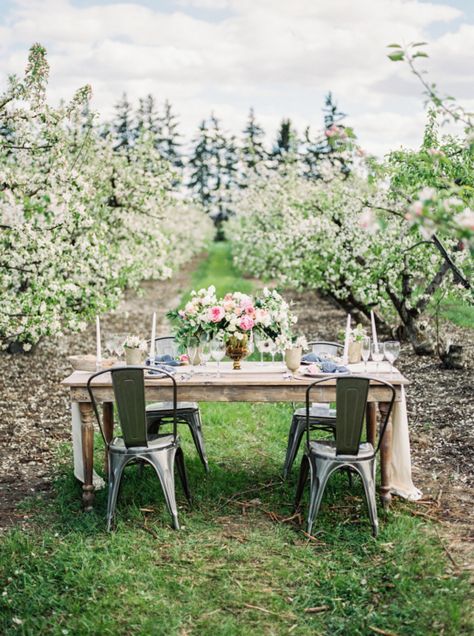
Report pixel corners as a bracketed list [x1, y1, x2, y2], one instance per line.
[0, 263, 472, 574]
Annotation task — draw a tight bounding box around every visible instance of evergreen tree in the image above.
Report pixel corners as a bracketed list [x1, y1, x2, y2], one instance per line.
[134, 94, 161, 142]
[157, 99, 183, 168]
[301, 92, 354, 180]
[241, 108, 266, 173]
[272, 118, 298, 168]
[112, 92, 134, 152]
[188, 119, 213, 210]
[188, 114, 239, 234]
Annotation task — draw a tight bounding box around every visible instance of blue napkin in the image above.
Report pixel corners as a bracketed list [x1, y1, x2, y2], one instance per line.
[302, 353, 348, 374]
[148, 354, 181, 367]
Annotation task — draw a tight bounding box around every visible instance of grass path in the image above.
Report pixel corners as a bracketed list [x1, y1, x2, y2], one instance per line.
[0, 243, 471, 635]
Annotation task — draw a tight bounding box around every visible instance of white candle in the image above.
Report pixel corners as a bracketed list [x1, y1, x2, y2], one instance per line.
[370, 310, 379, 351]
[342, 314, 351, 364]
[149, 312, 156, 360]
[96, 315, 102, 365]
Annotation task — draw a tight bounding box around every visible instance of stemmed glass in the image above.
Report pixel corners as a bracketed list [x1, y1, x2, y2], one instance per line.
[255, 333, 268, 365]
[361, 336, 371, 372]
[211, 337, 226, 377]
[200, 336, 211, 374]
[384, 341, 400, 377]
[105, 333, 127, 361]
[268, 339, 277, 365]
[371, 342, 384, 373]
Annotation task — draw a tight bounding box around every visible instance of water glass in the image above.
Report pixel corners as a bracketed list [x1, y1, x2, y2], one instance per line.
[371, 342, 384, 373]
[384, 341, 400, 377]
[361, 336, 371, 372]
[211, 338, 226, 377]
[255, 333, 268, 364]
[200, 337, 211, 372]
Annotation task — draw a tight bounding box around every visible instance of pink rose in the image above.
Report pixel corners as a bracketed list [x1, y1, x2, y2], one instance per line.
[239, 296, 253, 310]
[208, 306, 225, 323]
[245, 305, 255, 316]
[239, 316, 254, 331]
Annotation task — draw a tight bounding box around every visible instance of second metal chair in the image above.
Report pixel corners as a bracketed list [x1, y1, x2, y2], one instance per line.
[146, 336, 209, 472]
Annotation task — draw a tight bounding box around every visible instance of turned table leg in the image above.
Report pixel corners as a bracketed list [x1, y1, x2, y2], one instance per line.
[366, 402, 377, 447]
[102, 402, 114, 478]
[378, 401, 393, 509]
[79, 402, 95, 511]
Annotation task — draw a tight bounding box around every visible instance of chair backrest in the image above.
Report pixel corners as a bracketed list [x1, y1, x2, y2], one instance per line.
[154, 336, 179, 358]
[305, 375, 396, 457]
[335, 377, 369, 455]
[87, 365, 178, 448]
[111, 367, 148, 447]
[309, 341, 344, 357]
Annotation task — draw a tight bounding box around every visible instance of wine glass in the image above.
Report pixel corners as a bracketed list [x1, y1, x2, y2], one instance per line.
[384, 340, 400, 377]
[255, 333, 268, 365]
[200, 336, 211, 373]
[361, 336, 371, 372]
[211, 337, 226, 377]
[371, 342, 384, 373]
[267, 339, 277, 365]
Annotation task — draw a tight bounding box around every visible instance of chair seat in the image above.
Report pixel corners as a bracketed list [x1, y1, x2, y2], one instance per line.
[110, 433, 176, 453]
[295, 406, 336, 420]
[309, 440, 374, 460]
[146, 401, 198, 413]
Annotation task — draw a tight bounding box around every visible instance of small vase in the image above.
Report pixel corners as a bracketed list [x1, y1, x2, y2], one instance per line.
[226, 335, 248, 370]
[125, 347, 143, 365]
[348, 341, 362, 364]
[285, 347, 302, 373]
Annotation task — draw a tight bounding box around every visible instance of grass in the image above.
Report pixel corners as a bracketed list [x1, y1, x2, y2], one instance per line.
[0, 242, 471, 635]
[440, 294, 474, 330]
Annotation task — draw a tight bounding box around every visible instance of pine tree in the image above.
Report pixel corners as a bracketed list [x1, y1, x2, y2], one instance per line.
[241, 108, 266, 172]
[112, 92, 134, 152]
[301, 93, 353, 180]
[272, 118, 298, 168]
[188, 119, 213, 211]
[134, 94, 161, 142]
[157, 99, 183, 168]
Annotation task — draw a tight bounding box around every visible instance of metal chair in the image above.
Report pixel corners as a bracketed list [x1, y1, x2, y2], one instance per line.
[282, 341, 344, 478]
[87, 366, 191, 531]
[146, 336, 209, 472]
[294, 375, 395, 537]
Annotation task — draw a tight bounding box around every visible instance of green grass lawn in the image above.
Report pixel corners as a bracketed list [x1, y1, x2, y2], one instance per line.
[0, 242, 471, 635]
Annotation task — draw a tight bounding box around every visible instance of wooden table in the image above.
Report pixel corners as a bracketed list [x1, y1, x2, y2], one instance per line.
[62, 362, 409, 511]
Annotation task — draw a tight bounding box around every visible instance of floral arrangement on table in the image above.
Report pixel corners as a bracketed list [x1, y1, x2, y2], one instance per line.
[168, 286, 298, 368]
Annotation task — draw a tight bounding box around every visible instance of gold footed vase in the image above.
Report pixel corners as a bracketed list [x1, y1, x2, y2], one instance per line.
[226, 335, 248, 370]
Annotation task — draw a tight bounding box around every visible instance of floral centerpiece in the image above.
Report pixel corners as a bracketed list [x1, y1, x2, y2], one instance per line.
[168, 286, 297, 369]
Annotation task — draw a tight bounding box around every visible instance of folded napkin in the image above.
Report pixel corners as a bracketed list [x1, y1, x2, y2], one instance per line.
[148, 354, 181, 367]
[303, 353, 348, 374]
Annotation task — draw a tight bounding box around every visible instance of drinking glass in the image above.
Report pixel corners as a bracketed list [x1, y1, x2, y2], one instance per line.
[361, 336, 371, 372]
[255, 333, 268, 364]
[186, 339, 200, 373]
[371, 342, 384, 373]
[211, 338, 226, 377]
[268, 339, 277, 365]
[200, 337, 211, 373]
[384, 340, 400, 377]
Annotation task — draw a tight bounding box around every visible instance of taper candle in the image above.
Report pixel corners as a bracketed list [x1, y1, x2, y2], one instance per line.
[96, 316, 102, 365]
[149, 312, 156, 360]
[342, 313, 351, 364]
[370, 310, 379, 351]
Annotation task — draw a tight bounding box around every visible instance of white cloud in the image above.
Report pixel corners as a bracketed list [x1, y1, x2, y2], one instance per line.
[0, 0, 471, 155]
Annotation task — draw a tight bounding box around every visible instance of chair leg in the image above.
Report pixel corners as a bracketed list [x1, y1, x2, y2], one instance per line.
[175, 447, 192, 504]
[106, 453, 128, 532]
[359, 459, 379, 537]
[186, 411, 209, 473]
[306, 457, 335, 537]
[294, 453, 310, 511]
[283, 416, 305, 479]
[147, 448, 180, 530]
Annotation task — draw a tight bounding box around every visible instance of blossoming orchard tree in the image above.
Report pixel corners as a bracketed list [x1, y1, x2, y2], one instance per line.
[0, 44, 212, 351]
[227, 44, 473, 362]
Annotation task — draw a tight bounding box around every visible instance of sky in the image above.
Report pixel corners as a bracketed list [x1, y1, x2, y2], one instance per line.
[0, 0, 472, 156]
